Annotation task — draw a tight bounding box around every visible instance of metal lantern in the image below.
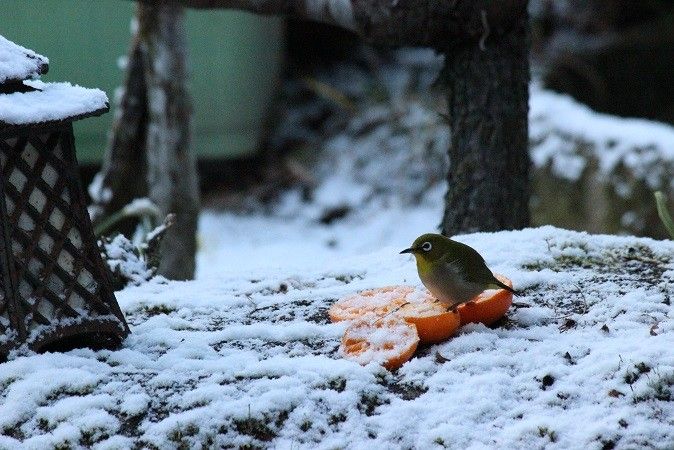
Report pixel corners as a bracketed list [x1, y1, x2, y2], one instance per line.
[0, 35, 129, 358]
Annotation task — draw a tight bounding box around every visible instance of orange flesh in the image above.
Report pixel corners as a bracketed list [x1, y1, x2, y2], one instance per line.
[331, 286, 461, 345]
[328, 285, 412, 322]
[340, 315, 419, 370]
[457, 274, 513, 326]
[398, 291, 461, 344]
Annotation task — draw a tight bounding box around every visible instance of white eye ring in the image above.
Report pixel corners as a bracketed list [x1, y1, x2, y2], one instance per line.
[421, 241, 432, 252]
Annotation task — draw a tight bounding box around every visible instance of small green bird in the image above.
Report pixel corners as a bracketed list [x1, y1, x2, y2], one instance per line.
[400, 233, 515, 310]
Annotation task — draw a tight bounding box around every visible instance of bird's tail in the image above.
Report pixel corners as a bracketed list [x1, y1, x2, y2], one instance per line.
[490, 279, 517, 295]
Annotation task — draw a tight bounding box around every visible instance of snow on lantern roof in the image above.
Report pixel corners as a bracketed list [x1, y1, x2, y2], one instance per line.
[0, 34, 49, 84]
[0, 80, 109, 131]
[0, 35, 108, 132]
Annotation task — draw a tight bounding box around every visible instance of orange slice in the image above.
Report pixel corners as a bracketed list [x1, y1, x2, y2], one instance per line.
[399, 291, 461, 344]
[340, 314, 419, 370]
[328, 285, 412, 322]
[458, 274, 514, 326]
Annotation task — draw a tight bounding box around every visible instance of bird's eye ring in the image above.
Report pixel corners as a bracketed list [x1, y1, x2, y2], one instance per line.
[421, 241, 432, 252]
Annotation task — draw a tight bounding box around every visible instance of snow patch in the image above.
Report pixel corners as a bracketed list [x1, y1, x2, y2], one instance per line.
[306, 0, 356, 30]
[530, 87, 674, 179]
[0, 34, 48, 83]
[0, 80, 108, 126]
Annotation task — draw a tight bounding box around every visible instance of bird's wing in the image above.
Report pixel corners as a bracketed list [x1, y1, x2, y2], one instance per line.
[438, 254, 465, 276]
[451, 241, 516, 293]
[449, 240, 498, 285]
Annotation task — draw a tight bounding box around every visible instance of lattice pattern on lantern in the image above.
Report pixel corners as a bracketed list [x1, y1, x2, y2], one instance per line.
[0, 130, 119, 339]
[0, 33, 127, 356]
[0, 261, 13, 351]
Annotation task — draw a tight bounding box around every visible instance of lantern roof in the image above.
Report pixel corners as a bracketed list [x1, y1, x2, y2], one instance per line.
[0, 34, 108, 132]
[0, 34, 48, 83]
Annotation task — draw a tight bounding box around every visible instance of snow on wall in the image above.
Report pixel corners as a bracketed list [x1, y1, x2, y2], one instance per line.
[530, 86, 674, 182]
[529, 85, 674, 235]
[0, 34, 48, 84]
[0, 80, 108, 127]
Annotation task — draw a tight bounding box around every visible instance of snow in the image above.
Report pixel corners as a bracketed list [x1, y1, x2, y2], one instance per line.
[0, 80, 108, 127]
[101, 234, 155, 287]
[306, 0, 356, 30]
[0, 34, 48, 84]
[530, 86, 674, 180]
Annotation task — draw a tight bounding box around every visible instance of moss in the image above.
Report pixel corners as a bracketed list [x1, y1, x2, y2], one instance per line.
[234, 417, 276, 442]
[522, 242, 668, 276]
[635, 362, 651, 374]
[141, 304, 176, 316]
[387, 381, 428, 401]
[328, 412, 347, 426]
[239, 444, 264, 450]
[37, 418, 51, 432]
[601, 439, 616, 450]
[327, 377, 346, 392]
[633, 370, 674, 403]
[53, 443, 74, 450]
[79, 429, 109, 447]
[335, 273, 364, 284]
[541, 374, 555, 390]
[358, 394, 388, 416]
[44, 385, 96, 403]
[624, 363, 650, 386]
[538, 427, 557, 442]
[300, 420, 312, 432]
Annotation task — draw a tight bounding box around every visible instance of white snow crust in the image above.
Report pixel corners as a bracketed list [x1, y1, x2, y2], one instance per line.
[0, 35, 48, 84]
[0, 80, 108, 127]
[530, 86, 674, 181]
[2, 191, 673, 448]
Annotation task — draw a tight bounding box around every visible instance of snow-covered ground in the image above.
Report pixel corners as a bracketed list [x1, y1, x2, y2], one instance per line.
[1, 183, 674, 449]
[2, 44, 674, 449]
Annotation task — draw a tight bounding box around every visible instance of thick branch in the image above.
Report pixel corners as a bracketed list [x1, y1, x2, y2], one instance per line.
[141, 0, 357, 30]
[140, 0, 527, 48]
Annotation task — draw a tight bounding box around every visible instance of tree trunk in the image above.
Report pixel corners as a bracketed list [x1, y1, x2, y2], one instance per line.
[90, 35, 148, 232]
[441, 6, 530, 235]
[138, 4, 199, 280]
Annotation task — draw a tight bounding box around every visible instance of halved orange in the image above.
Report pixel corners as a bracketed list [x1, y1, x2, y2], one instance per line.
[331, 286, 461, 345]
[339, 314, 419, 370]
[458, 274, 513, 326]
[328, 285, 412, 322]
[399, 290, 461, 344]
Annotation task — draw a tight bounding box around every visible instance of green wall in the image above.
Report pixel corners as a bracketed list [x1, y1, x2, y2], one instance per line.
[1, 1, 284, 162]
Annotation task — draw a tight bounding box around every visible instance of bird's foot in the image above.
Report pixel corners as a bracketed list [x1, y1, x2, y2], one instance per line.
[447, 301, 475, 313]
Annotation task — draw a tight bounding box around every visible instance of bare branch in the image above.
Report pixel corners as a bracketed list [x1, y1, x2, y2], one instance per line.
[142, 0, 357, 31]
[139, 0, 528, 48]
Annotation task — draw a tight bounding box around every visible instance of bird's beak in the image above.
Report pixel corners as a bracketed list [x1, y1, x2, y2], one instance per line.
[399, 247, 415, 254]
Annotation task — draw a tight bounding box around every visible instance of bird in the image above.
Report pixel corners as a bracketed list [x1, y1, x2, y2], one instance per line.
[400, 233, 515, 311]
